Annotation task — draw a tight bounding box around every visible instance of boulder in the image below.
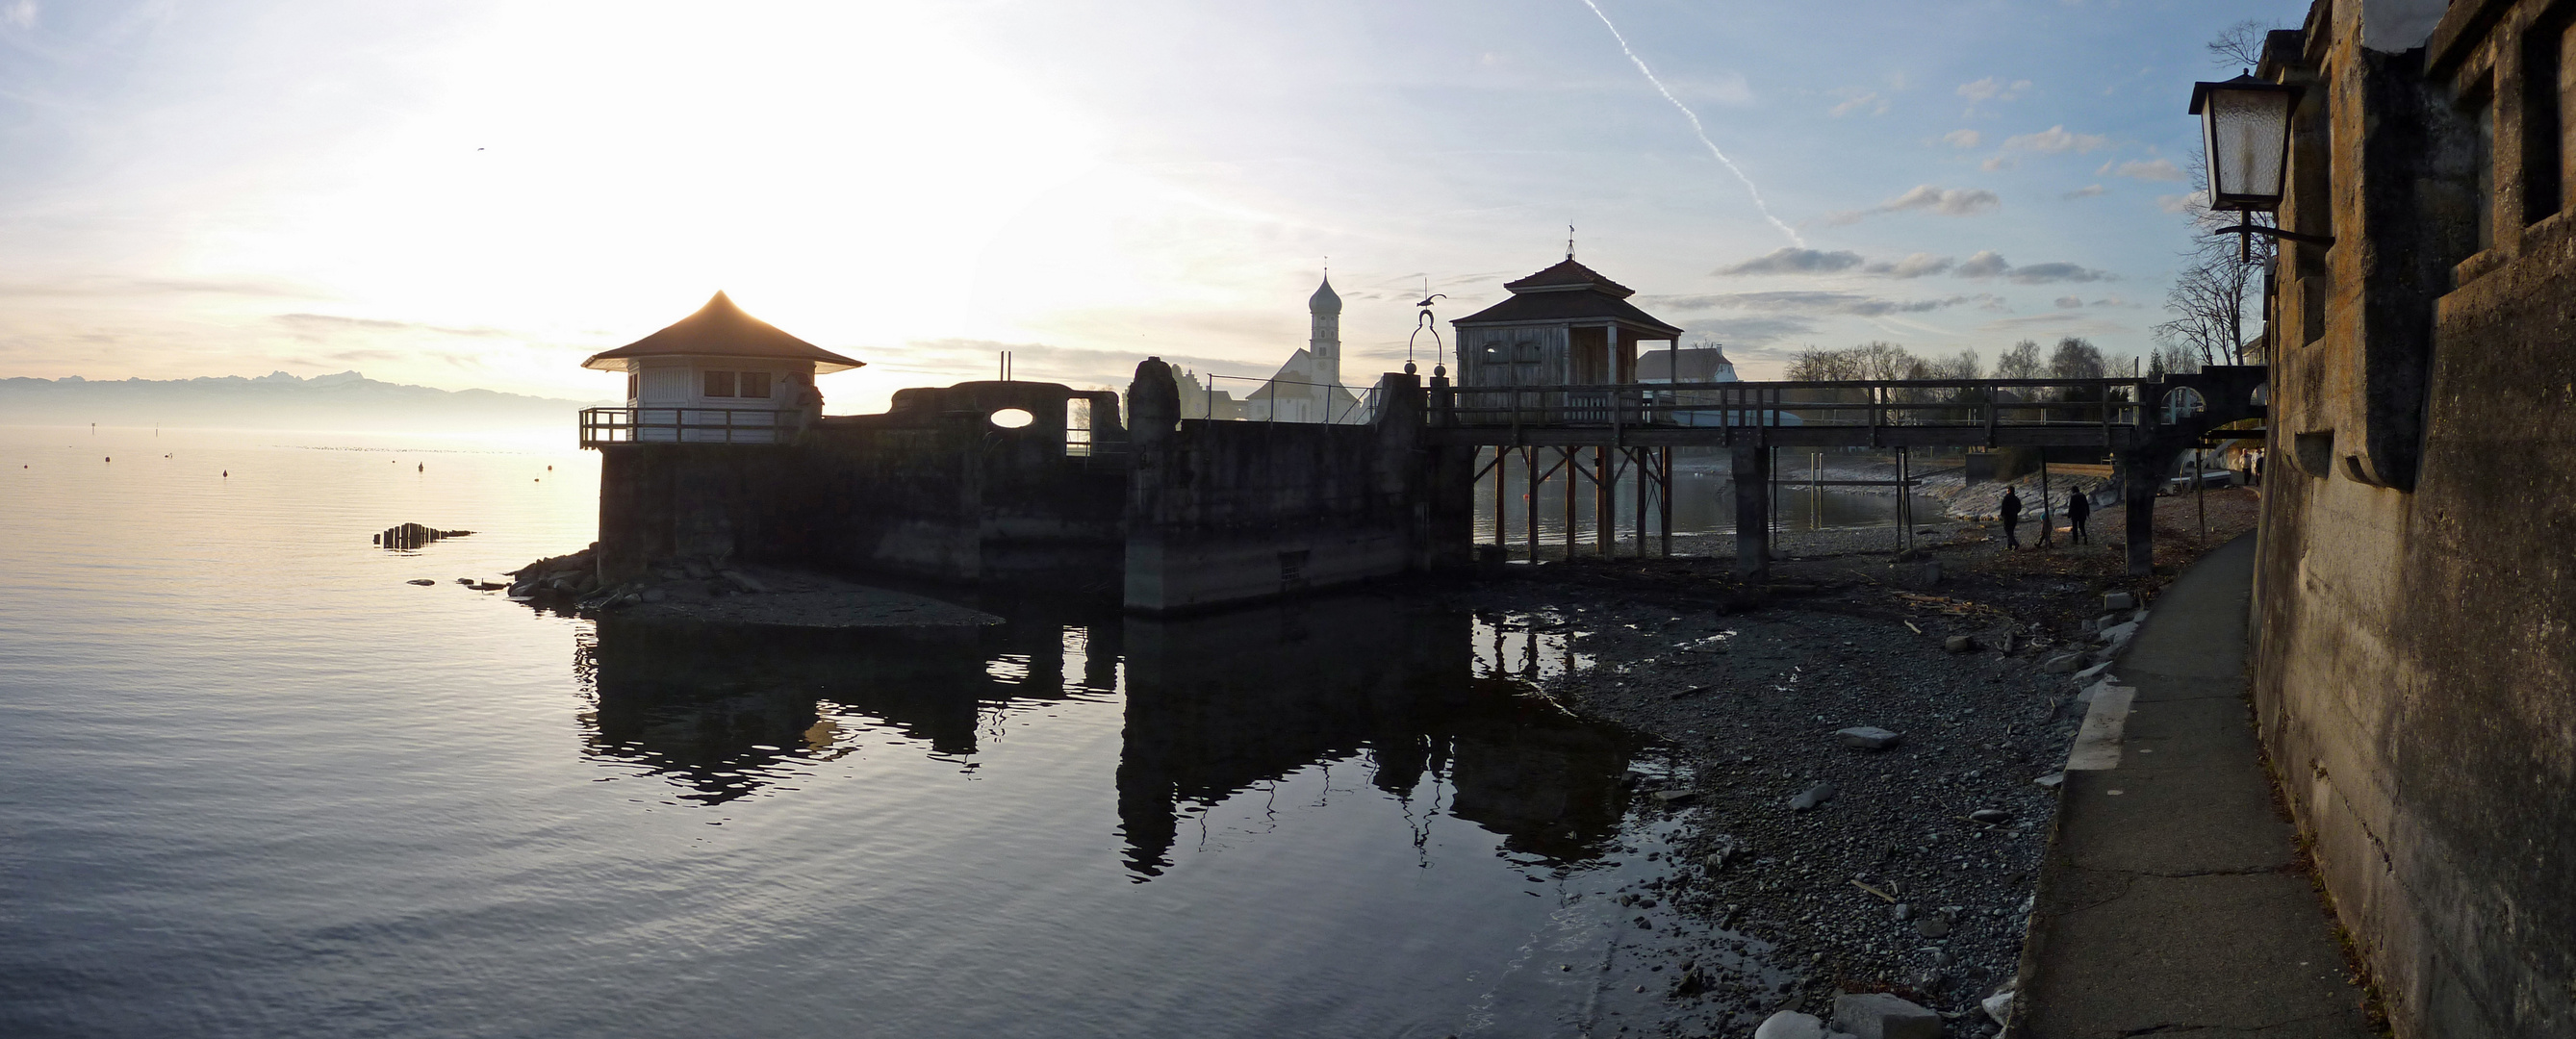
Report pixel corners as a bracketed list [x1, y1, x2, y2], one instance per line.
[2073, 660, 2115, 683]
[2041, 653, 2084, 673]
[2033, 772, 2065, 789]
[1753, 1010, 1855, 1039]
[1943, 635, 1977, 653]
[1970, 808, 2010, 824]
[2103, 591, 2137, 610]
[1789, 781, 1837, 811]
[2098, 621, 2139, 648]
[1982, 988, 2017, 1026]
[1831, 991, 1942, 1039]
[1651, 788, 1697, 805]
[1835, 726, 1903, 750]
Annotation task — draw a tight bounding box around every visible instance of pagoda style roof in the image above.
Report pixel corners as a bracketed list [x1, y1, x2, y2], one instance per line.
[1454, 258, 1680, 336]
[1502, 259, 1635, 297]
[581, 291, 865, 372]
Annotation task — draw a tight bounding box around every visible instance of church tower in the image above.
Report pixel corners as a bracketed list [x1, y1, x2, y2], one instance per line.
[1308, 274, 1341, 389]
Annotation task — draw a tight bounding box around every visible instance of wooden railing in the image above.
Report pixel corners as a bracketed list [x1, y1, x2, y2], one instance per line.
[1440, 379, 2146, 438]
[579, 407, 805, 446]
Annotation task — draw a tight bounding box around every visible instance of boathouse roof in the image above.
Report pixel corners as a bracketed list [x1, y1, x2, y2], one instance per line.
[581, 291, 866, 372]
[1454, 259, 1681, 336]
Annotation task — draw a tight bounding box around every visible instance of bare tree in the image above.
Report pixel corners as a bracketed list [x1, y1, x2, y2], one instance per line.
[2206, 19, 2271, 70]
[1995, 340, 2043, 380]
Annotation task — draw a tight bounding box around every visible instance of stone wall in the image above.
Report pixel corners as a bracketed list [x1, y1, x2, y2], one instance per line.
[1122, 360, 1475, 613]
[2252, 3, 2576, 1034]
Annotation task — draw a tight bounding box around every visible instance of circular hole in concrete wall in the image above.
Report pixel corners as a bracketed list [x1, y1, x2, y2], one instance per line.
[989, 408, 1034, 429]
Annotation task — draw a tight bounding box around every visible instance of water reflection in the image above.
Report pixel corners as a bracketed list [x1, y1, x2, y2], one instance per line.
[577, 594, 1643, 878]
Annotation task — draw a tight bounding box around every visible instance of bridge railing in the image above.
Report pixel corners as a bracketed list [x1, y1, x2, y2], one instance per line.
[1436, 378, 2146, 436]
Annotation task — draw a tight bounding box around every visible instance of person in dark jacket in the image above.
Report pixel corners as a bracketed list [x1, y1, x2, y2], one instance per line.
[2000, 487, 2024, 548]
[2067, 488, 2092, 544]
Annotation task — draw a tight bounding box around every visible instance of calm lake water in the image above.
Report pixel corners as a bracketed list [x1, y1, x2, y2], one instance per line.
[0, 425, 1721, 1039]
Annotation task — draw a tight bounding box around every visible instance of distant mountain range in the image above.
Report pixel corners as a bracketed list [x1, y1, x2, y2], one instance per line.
[0, 371, 614, 431]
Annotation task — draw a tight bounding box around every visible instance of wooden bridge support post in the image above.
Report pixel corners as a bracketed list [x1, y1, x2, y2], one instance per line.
[1596, 446, 1614, 558]
[1632, 447, 1647, 559]
[1659, 448, 1673, 558]
[2120, 449, 2156, 576]
[1731, 444, 1771, 582]
[1525, 447, 1540, 563]
[1563, 448, 1578, 561]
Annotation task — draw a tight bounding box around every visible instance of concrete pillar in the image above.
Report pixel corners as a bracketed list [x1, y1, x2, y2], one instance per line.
[1731, 444, 1770, 582]
[2122, 449, 2157, 577]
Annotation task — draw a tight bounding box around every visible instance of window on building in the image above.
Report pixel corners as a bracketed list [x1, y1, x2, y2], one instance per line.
[2530, 9, 2575, 224]
[2472, 85, 2497, 252]
[703, 370, 736, 397]
[1065, 397, 1093, 457]
[738, 371, 772, 399]
[626, 373, 638, 399]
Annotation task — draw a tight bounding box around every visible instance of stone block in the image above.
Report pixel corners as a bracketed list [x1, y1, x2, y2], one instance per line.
[1835, 725, 1903, 750]
[1831, 991, 1942, 1039]
[2098, 621, 2138, 647]
[1753, 1010, 1855, 1039]
[2103, 591, 2136, 610]
[2073, 660, 2115, 683]
[2042, 653, 2084, 673]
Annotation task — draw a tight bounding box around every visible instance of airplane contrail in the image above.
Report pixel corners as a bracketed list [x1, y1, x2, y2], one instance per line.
[1575, 0, 1804, 247]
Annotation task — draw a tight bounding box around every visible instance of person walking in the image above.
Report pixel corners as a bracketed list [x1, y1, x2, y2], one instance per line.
[2067, 488, 2092, 545]
[2000, 486, 2024, 549]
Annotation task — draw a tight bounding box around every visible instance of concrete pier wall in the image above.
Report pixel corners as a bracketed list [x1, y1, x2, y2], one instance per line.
[1123, 362, 1473, 613]
[2251, 5, 2576, 1034]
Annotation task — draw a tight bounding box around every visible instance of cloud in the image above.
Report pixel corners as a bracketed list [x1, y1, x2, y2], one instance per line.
[1716, 247, 1864, 275]
[2157, 190, 2208, 214]
[2006, 262, 2114, 284]
[1829, 89, 1888, 117]
[1956, 77, 2030, 103]
[0, 1, 33, 30]
[2002, 125, 2109, 154]
[2055, 296, 2083, 309]
[1950, 252, 2117, 284]
[1645, 291, 1997, 317]
[2062, 184, 2107, 199]
[272, 313, 513, 339]
[1824, 184, 2001, 225]
[1979, 155, 2013, 172]
[2100, 158, 2184, 181]
[1865, 253, 1954, 278]
[1942, 129, 1982, 149]
[1955, 251, 2011, 278]
[1683, 317, 1817, 344]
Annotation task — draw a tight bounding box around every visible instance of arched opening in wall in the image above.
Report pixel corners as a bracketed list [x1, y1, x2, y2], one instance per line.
[990, 408, 1034, 429]
[1065, 398, 1092, 457]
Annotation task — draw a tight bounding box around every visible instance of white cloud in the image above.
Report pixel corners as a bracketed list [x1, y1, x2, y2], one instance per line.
[1953, 252, 2116, 284]
[1979, 155, 2014, 172]
[1956, 77, 2031, 103]
[1830, 89, 1889, 117]
[2157, 190, 2210, 214]
[1717, 247, 1865, 275]
[1865, 253, 1955, 278]
[2054, 295, 2083, 309]
[1824, 184, 2001, 225]
[2100, 158, 2184, 181]
[2062, 184, 2107, 199]
[1942, 129, 1982, 149]
[0, 1, 32, 30]
[1956, 251, 2011, 278]
[1646, 291, 1998, 317]
[2002, 125, 2110, 154]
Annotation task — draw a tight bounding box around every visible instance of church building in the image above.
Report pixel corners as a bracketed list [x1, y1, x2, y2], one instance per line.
[1242, 275, 1365, 423]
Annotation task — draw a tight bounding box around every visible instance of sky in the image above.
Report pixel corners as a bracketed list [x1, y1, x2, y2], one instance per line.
[0, 0, 2309, 412]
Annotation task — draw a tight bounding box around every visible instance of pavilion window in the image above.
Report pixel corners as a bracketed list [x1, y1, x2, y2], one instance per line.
[703, 370, 737, 397]
[738, 371, 772, 399]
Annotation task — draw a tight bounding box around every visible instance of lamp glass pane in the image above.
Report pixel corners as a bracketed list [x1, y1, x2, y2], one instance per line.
[2206, 88, 2292, 208]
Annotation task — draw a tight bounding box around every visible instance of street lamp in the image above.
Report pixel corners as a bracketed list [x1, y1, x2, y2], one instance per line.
[2189, 72, 2334, 254]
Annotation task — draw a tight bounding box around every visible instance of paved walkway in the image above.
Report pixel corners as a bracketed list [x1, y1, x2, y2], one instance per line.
[2013, 533, 2375, 1038]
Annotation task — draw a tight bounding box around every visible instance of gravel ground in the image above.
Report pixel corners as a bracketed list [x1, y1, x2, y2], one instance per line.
[1453, 490, 2264, 1036]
